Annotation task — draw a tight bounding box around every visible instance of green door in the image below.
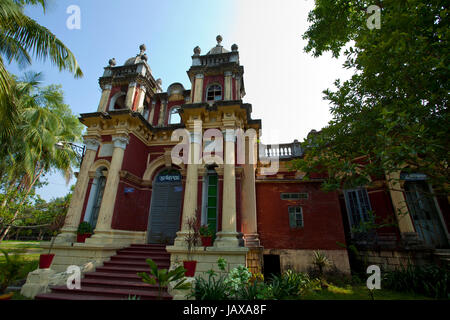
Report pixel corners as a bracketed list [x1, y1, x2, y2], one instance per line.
[205, 173, 218, 235]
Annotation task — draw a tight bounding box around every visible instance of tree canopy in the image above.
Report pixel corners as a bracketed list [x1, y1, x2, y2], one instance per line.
[294, 0, 449, 194]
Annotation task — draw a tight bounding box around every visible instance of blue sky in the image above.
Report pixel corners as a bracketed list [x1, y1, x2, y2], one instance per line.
[5, 0, 352, 201]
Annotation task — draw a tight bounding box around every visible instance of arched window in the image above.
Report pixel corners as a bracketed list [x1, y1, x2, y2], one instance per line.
[206, 84, 222, 101]
[169, 106, 181, 125]
[109, 92, 126, 110]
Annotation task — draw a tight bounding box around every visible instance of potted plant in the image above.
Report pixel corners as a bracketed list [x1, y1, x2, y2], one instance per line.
[183, 216, 200, 277]
[199, 225, 214, 247]
[76, 221, 93, 243]
[39, 214, 65, 269]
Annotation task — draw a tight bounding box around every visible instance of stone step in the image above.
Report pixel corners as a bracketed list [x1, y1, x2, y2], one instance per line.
[36, 243, 173, 300]
[48, 285, 172, 300]
[116, 249, 170, 256]
[36, 293, 123, 300]
[129, 244, 167, 249]
[103, 260, 170, 269]
[111, 255, 170, 262]
[80, 278, 163, 291]
[96, 265, 164, 274]
[84, 271, 143, 282]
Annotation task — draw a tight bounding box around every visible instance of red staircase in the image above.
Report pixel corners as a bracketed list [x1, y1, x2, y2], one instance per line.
[35, 244, 172, 300]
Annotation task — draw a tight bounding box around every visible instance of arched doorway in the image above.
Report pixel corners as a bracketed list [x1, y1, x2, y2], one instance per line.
[147, 169, 183, 244]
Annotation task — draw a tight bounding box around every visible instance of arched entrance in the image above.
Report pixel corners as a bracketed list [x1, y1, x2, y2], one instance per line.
[147, 169, 183, 244]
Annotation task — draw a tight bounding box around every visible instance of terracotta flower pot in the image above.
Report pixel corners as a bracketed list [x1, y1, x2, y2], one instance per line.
[39, 254, 55, 269]
[201, 236, 212, 247]
[183, 261, 197, 277]
[76, 233, 92, 243]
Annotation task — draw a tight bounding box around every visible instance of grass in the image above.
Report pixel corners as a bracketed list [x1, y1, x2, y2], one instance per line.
[1, 241, 41, 298]
[300, 284, 432, 300]
[0, 241, 43, 253]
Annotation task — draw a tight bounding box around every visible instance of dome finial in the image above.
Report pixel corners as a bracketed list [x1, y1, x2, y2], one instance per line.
[139, 44, 146, 54]
[216, 35, 223, 46]
[108, 58, 117, 67]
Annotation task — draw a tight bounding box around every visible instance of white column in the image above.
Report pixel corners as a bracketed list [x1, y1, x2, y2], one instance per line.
[174, 131, 202, 246]
[57, 138, 100, 242]
[224, 71, 233, 101]
[215, 128, 240, 247]
[125, 82, 137, 109]
[97, 84, 112, 112]
[241, 135, 260, 247]
[94, 135, 129, 233]
[149, 100, 156, 124]
[158, 99, 167, 126]
[136, 87, 147, 113]
[193, 74, 204, 103]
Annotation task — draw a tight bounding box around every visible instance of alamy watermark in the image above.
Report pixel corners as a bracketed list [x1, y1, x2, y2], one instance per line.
[366, 265, 381, 290]
[170, 121, 280, 175]
[367, 5, 381, 30]
[66, 5, 81, 30]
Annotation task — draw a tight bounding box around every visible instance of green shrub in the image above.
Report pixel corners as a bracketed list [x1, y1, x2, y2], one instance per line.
[77, 222, 93, 235]
[191, 270, 230, 300]
[383, 263, 450, 299]
[0, 250, 25, 294]
[269, 270, 313, 299]
[137, 259, 190, 300]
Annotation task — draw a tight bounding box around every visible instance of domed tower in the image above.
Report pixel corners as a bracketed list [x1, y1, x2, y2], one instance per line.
[188, 35, 245, 104]
[97, 44, 162, 114]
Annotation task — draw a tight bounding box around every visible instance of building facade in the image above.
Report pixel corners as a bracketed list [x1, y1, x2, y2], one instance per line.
[49, 36, 449, 277]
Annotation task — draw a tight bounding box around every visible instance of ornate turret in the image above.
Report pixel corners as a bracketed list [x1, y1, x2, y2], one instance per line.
[188, 35, 245, 104]
[97, 44, 162, 113]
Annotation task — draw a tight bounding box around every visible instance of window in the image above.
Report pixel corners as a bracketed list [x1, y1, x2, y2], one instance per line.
[344, 188, 372, 229]
[169, 107, 181, 125]
[206, 84, 222, 101]
[281, 193, 308, 200]
[288, 206, 303, 228]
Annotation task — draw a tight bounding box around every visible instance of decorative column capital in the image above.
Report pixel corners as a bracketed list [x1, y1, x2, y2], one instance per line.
[195, 73, 204, 79]
[128, 82, 137, 88]
[103, 84, 112, 91]
[112, 136, 130, 150]
[224, 71, 233, 77]
[84, 138, 101, 151]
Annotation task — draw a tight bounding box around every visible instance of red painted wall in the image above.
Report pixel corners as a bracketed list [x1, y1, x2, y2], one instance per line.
[122, 134, 148, 178]
[367, 189, 400, 238]
[256, 182, 347, 250]
[111, 182, 151, 231]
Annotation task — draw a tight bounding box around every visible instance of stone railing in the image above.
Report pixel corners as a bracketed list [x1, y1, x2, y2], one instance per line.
[259, 140, 303, 160]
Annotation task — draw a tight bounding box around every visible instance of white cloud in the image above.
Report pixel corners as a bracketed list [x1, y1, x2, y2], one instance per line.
[229, 0, 353, 144]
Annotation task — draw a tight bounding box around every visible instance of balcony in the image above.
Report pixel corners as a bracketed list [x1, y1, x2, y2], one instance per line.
[259, 140, 303, 161]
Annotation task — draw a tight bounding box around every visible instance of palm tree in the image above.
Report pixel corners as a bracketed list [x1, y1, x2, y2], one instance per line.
[0, 73, 83, 241]
[0, 0, 83, 138]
